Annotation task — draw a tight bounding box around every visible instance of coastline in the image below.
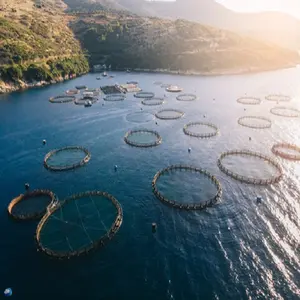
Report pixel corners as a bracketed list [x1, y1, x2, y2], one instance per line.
[0, 73, 87, 95]
[128, 64, 297, 77]
[0, 64, 297, 95]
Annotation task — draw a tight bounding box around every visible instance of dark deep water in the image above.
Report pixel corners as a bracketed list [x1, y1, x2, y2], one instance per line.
[0, 69, 299, 300]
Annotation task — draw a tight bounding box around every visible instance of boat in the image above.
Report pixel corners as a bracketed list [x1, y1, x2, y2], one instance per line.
[126, 69, 131, 73]
[96, 77, 101, 80]
[84, 100, 92, 107]
[165, 85, 183, 93]
[75, 85, 87, 90]
[103, 72, 108, 77]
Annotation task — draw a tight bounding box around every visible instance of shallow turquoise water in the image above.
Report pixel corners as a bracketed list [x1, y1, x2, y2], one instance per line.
[0, 68, 300, 299]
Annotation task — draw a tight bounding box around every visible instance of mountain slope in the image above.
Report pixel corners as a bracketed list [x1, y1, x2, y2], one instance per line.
[0, 0, 89, 92]
[71, 0, 300, 50]
[70, 11, 300, 74]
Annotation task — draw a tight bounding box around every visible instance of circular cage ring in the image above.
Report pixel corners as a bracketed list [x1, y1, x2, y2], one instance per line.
[183, 122, 219, 138]
[49, 95, 75, 103]
[237, 96, 261, 105]
[152, 165, 222, 210]
[270, 107, 300, 118]
[238, 116, 272, 129]
[7, 190, 57, 220]
[74, 97, 98, 105]
[35, 191, 123, 259]
[127, 81, 138, 84]
[134, 92, 155, 99]
[160, 83, 171, 88]
[44, 146, 91, 171]
[155, 109, 184, 120]
[217, 150, 283, 185]
[271, 143, 300, 160]
[124, 129, 162, 148]
[104, 94, 126, 101]
[153, 81, 163, 85]
[65, 89, 80, 96]
[141, 98, 164, 106]
[265, 94, 291, 102]
[176, 94, 197, 101]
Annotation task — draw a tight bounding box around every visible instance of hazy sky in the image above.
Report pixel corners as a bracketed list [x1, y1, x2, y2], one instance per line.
[216, 0, 300, 19]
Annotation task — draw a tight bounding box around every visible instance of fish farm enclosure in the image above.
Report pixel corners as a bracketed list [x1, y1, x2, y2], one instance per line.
[1, 68, 300, 300]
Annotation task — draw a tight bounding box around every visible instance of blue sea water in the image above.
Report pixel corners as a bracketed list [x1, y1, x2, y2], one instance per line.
[0, 68, 300, 300]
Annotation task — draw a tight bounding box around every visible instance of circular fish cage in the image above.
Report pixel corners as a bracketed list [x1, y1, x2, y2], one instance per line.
[49, 95, 76, 103]
[134, 92, 155, 99]
[183, 122, 219, 138]
[125, 112, 154, 124]
[152, 165, 222, 210]
[7, 190, 57, 220]
[127, 81, 138, 84]
[124, 129, 162, 148]
[217, 150, 283, 185]
[238, 116, 272, 129]
[104, 94, 126, 101]
[141, 97, 164, 106]
[166, 85, 183, 93]
[153, 81, 163, 85]
[270, 107, 300, 118]
[65, 89, 80, 96]
[160, 83, 171, 88]
[44, 146, 91, 171]
[176, 94, 197, 101]
[271, 143, 300, 160]
[265, 94, 291, 102]
[236, 96, 261, 105]
[155, 109, 184, 120]
[74, 97, 98, 105]
[35, 191, 123, 259]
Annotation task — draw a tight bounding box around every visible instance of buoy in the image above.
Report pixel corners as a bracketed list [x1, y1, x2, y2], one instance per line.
[155, 122, 158, 125]
[141, 108, 143, 110]
[152, 223, 157, 232]
[203, 115, 206, 118]
[4, 288, 12, 297]
[244, 108, 246, 111]
[256, 196, 262, 204]
[114, 165, 118, 171]
[249, 137, 252, 141]
[25, 183, 30, 190]
[188, 147, 191, 153]
[42, 139, 46, 145]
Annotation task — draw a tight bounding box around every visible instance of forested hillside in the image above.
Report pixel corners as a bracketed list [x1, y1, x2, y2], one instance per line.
[70, 11, 300, 73]
[0, 0, 89, 92]
[0, 0, 299, 93]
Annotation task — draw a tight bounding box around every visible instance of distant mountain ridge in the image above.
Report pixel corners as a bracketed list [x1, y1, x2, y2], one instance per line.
[64, 0, 300, 50]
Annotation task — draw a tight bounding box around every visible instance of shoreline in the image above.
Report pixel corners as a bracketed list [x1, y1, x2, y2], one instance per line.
[124, 64, 297, 77]
[1, 64, 297, 95]
[0, 73, 87, 95]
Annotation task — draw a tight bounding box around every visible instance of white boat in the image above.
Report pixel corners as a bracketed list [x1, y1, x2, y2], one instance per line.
[84, 100, 92, 107]
[103, 72, 108, 77]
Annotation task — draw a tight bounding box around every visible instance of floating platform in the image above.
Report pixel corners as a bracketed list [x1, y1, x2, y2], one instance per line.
[100, 85, 122, 95]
